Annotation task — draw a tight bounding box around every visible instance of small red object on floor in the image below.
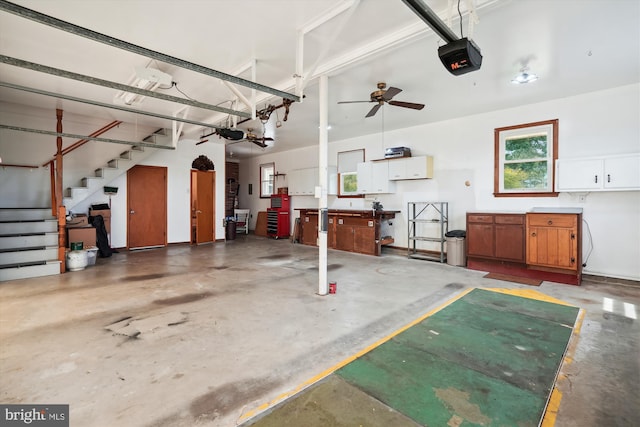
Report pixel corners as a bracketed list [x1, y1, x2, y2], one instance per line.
[329, 282, 337, 294]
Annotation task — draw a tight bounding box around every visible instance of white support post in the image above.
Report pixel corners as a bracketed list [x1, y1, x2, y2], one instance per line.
[318, 74, 329, 296]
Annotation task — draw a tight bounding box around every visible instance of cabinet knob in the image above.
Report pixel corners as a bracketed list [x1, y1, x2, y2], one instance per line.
[547, 220, 553, 225]
[531, 232, 537, 237]
[607, 174, 611, 183]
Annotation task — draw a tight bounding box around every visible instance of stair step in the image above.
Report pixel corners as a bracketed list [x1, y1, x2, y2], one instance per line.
[81, 176, 102, 187]
[0, 261, 61, 282]
[95, 166, 118, 178]
[0, 208, 53, 221]
[0, 246, 58, 265]
[0, 232, 59, 250]
[0, 219, 58, 234]
[67, 187, 89, 199]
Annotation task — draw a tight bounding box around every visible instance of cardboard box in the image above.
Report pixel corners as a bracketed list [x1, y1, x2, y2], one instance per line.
[89, 208, 111, 218]
[67, 215, 89, 227]
[90, 209, 111, 233]
[67, 226, 96, 248]
[255, 211, 268, 237]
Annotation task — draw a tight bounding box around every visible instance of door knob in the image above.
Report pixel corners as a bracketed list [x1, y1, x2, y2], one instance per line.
[130, 210, 135, 214]
[196, 210, 202, 214]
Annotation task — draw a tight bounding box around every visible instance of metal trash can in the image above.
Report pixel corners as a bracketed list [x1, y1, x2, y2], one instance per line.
[225, 218, 236, 240]
[445, 230, 466, 266]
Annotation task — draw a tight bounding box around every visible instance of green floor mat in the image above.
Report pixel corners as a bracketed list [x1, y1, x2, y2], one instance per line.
[336, 288, 579, 426]
[243, 289, 580, 427]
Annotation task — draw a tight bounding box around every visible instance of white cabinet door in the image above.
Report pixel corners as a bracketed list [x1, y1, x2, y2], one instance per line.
[604, 154, 640, 189]
[357, 161, 394, 194]
[556, 158, 603, 191]
[289, 167, 338, 196]
[288, 169, 302, 195]
[288, 168, 313, 195]
[556, 154, 640, 192]
[387, 158, 405, 180]
[388, 156, 434, 180]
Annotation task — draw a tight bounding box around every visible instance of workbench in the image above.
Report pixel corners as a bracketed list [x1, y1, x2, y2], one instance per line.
[296, 209, 398, 256]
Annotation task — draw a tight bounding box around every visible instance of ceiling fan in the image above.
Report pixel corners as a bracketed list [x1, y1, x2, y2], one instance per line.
[197, 127, 273, 148]
[338, 82, 425, 118]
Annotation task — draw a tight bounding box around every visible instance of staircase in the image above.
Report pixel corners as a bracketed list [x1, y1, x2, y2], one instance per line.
[0, 208, 61, 282]
[63, 145, 151, 211]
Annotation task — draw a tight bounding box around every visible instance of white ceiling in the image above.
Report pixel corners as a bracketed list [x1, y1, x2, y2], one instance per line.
[1, 0, 639, 161]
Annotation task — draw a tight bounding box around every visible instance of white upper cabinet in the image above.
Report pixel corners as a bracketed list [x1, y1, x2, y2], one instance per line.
[556, 153, 640, 192]
[288, 167, 337, 196]
[388, 156, 434, 180]
[357, 161, 395, 194]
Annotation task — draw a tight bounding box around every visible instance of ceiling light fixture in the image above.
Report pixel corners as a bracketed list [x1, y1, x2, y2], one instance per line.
[511, 68, 538, 84]
[115, 67, 173, 105]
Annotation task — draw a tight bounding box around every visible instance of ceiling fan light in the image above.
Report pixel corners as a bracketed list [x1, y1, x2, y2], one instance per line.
[511, 70, 538, 84]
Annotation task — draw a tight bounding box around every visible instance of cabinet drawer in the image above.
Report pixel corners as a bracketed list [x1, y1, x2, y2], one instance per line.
[468, 215, 493, 224]
[527, 214, 576, 228]
[495, 215, 524, 225]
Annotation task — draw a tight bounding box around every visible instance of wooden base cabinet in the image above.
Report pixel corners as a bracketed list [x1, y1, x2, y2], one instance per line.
[466, 213, 525, 263]
[335, 216, 376, 254]
[300, 212, 319, 246]
[526, 212, 582, 274]
[466, 210, 582, 285]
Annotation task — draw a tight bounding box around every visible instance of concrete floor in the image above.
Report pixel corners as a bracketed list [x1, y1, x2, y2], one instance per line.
[0, 235, 638, 427]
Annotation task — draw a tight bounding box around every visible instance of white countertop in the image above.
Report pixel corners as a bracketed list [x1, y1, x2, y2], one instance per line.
[529, 207, 584, 214]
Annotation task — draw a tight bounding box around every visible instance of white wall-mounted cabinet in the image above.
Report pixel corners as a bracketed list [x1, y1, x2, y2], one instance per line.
[288, 167, 337, 196]
[388, 156, 434, 180]
[556, 153, 640, 192]
[357, 161, 396, 194]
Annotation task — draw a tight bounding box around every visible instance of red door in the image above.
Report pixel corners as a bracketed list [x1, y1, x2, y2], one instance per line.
[127, 165, 167, 249]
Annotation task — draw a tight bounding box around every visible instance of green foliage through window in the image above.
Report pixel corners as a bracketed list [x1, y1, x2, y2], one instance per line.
[343, 174, 358, 193]
[503, 134, 549, 189]
[494, 120, 558, 196]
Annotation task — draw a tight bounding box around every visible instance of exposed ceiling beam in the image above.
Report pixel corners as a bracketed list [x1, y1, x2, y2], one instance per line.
[0, 81, 226, 130]
[0, 0, 300, 102]
[0, 55, 251, 118]
[0, 124, 176, 150]
[401, 0, 460, 43]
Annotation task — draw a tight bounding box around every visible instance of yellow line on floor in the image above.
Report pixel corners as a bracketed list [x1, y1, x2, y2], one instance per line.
[484, 287, 585, 427]
[237, 287, 476, 423]
[484, 287, 578, 307]
[541, 307, 586, 427]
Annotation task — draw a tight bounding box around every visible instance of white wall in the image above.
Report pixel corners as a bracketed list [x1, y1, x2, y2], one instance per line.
[73, 139, 226, 248]
[241, 84, 640, 281]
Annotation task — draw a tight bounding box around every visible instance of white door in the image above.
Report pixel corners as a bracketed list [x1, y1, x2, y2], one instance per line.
[603, 154, 640, 189]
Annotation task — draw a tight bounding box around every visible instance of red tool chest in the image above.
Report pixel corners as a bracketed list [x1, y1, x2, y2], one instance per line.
[267, 195, 290, 239]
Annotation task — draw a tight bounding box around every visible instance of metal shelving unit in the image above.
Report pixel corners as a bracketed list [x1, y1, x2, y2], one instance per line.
[408, 201, 448, 262]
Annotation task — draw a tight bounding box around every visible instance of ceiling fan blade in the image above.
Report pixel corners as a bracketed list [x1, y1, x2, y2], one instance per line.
[196, 139, 208, 145]
[262, 137, 274, 141]
[252, 140, 268, 148]
[383, 86, 402, 100]
[365, 103, 382, 118]
[337, 100, 372, 104]
[388, 100, 425, 110]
